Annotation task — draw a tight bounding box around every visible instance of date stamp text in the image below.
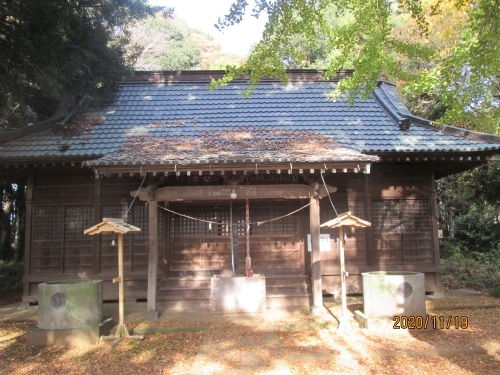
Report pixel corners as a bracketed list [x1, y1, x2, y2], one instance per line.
[393, 315, 469, 329]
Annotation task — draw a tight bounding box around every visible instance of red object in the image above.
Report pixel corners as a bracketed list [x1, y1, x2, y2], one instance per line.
[244, 269, 254, 277]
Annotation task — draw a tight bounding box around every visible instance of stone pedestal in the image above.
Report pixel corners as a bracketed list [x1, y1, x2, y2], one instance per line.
[211, 275, 266, 314]
[357, 272, 427, 332]
[27, 279, 107, 346]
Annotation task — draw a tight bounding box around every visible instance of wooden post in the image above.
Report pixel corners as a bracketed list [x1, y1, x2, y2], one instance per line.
[146, 197, 159, 319]
[364, 174, 374, 267]
[84, 218, 143, 341]
[430, 162, 443, 296]
[245, 198, 252, 275]
[320, 212, 371, 330]
[93, 178, 101, 275]
[22, 173, 33, 305]
[115, 233, 129, 338]
[310, 184, 323, 311]
[338, 226, 352, 331]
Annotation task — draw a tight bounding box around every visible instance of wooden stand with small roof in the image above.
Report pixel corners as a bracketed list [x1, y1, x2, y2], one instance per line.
[84, 218, 144, 341]
[321, 212, 371, 331]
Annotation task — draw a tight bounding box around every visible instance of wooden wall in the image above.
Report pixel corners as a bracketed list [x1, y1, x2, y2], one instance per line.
[168, 201, 303, 275]
[24, 169, 163, 301]
[23, 161, 442, 302]
[319, 163, 440, 295]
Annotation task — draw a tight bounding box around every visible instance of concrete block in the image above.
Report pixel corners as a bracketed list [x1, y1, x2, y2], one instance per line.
[211, 275, 266, 314]
[26, 318, 114, 346]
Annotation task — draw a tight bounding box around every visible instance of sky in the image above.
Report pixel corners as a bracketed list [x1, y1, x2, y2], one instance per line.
[148, 0, 267, 56]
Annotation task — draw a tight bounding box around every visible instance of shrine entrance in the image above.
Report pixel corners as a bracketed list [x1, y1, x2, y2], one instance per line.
[167, 200, 304, 276]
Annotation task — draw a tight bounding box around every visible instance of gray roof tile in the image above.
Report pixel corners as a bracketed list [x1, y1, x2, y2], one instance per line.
[0, 79, 499, 165]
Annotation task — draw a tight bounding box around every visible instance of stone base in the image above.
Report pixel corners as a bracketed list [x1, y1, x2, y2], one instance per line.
[17, 301, 38, 311]
[211, 275, 266, 314]
[354, 310, 434, 333]
[26, 318, 114, 346]
[455, 288, 482, 296]
[143, 310, 160, 321]
[354, 310, 395, 332]
[427, 291, 445, 299]
[310, 305, 329, 316]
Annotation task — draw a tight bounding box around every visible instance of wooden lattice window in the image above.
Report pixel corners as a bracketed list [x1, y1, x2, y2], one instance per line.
[102, 205, 128, 221]
[64, 206, 94, 241]
[170, 204, 230, 237]
[373, 200, 431, 234]
[100, 204, 149, 272]
[232, 204, 247, 236]
[31, 206, 94, 275]
[348, 200, 365, 218]
[372, 199, 433, 265]
[170, 201, 299, 237]
[131, 205, 148, 237]
[31, 207, 64, 274]
[250, 201, 299, 235]
[100, 204, 128, 247]
[372, 200, 402, 234]
[319, 193, 365, 221]
[320, 199, 366, 245]
[33, 207, 64, 241]
[346, 174, 365, 192]
[401, 200, 431, 233]
[63, 206, 94, 274]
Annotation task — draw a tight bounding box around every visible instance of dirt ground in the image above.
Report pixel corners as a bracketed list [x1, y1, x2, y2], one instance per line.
[0, 291, 21, 308]
[0, 292, 499, 375]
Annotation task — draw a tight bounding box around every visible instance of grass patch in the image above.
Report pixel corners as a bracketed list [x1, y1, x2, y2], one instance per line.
[441, 254, 500, 295]
[0, 261, 23, 306]
[0, 261, 23, 292]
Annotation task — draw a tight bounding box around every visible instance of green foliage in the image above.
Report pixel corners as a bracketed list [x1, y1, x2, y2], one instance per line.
[438, 162, 500, 260]
[440, 253, 500, 292]
[127, 12, 244, 72]
[127, 13, 203, 70]
[491, 285, 500, 298]
[440, 239, 462, 259]
[0, 182, 25, 262]
[454, 204, 500, 258]
[0, 261, 23, 293]
[215, 0, 500, 130]
[207, 55, 245, 70]
[401, 92, 448, 121]
[0, 0, 157, 130]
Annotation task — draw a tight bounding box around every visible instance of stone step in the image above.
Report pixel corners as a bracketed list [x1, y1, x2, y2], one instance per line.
[158, 294, 311, 309]
[157, 274, 312, 308]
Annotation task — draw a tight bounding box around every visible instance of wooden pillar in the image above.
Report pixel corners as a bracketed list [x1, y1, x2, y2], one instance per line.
[310, 183, 322, 309]
[22, 172, 34, 303]
[430, 162, 443, 295]
[364, 174, 374, 267]
[146, 195, 159, 318]
[162, 202, 170, 275]
[299, 199, 307, 274]
[93, 178, 101, 275]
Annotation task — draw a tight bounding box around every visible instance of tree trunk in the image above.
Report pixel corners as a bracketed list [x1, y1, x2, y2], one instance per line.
[13, 183, 26, 262]
[0, 183, 13, 261]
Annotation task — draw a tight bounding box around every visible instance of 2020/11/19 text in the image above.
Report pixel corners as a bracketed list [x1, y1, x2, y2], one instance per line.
[393, 315, 469, 329]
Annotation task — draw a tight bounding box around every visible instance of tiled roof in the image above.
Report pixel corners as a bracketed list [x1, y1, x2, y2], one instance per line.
[0, 73, 499, 166]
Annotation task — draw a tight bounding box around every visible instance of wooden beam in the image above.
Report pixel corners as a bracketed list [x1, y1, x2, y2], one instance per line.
[309, 183, 322, 309]
[131, 184, 336, 202]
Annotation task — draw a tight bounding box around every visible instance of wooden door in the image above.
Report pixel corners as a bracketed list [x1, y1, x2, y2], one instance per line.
[168, 201, 302, 274]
